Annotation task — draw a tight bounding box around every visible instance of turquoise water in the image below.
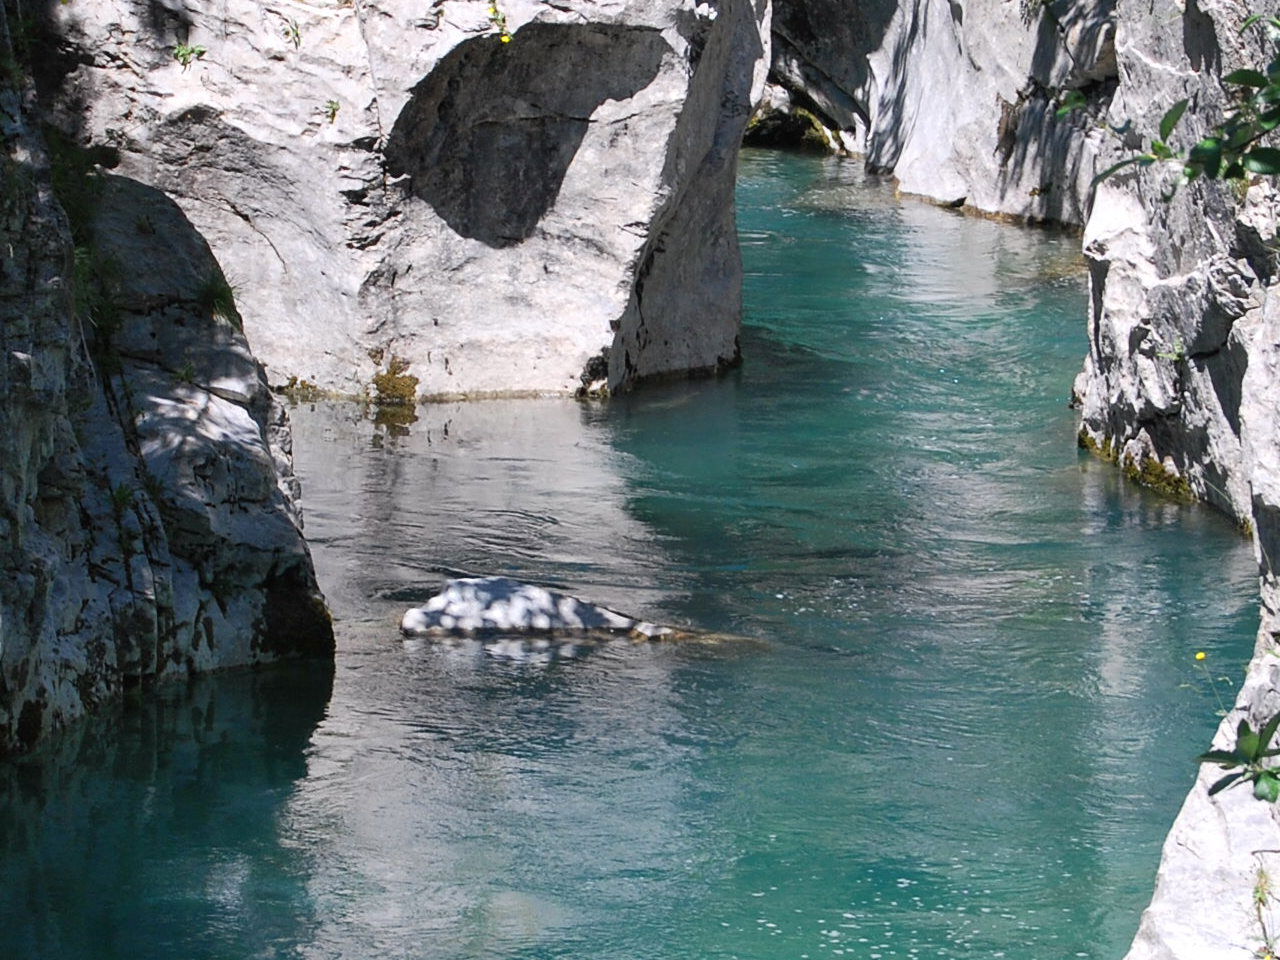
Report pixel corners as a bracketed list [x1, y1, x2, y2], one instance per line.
[0, 149, 1261, 960]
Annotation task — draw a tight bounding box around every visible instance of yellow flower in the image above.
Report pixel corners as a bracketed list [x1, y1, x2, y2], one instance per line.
[501, 34, 511, 42]
[1195, 651, 1207, 661]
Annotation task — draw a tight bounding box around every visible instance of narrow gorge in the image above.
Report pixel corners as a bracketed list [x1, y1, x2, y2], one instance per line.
[3, 0, 1279, 957]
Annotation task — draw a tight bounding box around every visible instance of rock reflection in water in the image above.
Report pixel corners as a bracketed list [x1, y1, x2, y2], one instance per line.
[0, 663, 333, 960]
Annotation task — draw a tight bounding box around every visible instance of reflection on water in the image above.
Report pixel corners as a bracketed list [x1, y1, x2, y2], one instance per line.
[0, 663, 333, 959]
[0, 150, 1261, 960]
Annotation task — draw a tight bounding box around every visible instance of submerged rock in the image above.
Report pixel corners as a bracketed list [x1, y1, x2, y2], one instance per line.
[401, 578, 673, 640]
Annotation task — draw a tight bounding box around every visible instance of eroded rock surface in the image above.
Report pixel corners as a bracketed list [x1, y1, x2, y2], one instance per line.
[761, 0, 1116, 224]
[1068, 1, 1280, 956]
[0, 67, 332, 754]
[41, 0, 770, 399]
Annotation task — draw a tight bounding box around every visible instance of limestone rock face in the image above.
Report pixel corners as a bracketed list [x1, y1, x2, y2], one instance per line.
[1073, 0, 1278, 528]
[1068, 2, 1280, 957]
[43, 0, 770, 399]
[765, 0, 1116, 224]
[0, 76, 332, 754]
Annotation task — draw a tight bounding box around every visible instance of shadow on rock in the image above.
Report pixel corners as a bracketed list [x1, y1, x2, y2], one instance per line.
[384, 22, 669, 248]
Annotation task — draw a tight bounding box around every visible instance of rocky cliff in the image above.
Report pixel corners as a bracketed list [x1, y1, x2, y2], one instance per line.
[755, 0, 1116, 224]
[40, 0, 769, 399]
[1070, 1, 1280, 957]
[0, 17, 332, 754]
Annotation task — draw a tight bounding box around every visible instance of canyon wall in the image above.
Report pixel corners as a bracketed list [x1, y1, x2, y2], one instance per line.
[760, 0, 1115, 224]
[41, 0, 769, 399]
[0, 36, 332, 754]
[11, 0, 1280, 950]
[1072, 0, 1280, 956]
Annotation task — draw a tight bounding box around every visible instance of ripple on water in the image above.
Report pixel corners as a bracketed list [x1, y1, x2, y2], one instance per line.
[0, 149, 1260, 960]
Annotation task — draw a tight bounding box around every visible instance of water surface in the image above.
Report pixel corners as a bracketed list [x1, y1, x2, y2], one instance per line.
[0, 150, 1259, 960]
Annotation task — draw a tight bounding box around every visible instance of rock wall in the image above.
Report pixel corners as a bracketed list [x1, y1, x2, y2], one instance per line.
[0, 32, 332, 754]
[40, 0, 770, 399]
[1070, 1, 1280, 957]
[761, 0, 1116, 224]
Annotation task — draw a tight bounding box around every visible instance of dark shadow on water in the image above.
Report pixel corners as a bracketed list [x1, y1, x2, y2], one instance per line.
[0, 662, 333, 960]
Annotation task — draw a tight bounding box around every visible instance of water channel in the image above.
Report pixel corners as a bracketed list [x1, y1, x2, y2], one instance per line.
[0, 149, 1260, 959]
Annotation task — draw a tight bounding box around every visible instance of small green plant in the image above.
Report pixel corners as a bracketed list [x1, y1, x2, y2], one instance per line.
[1255, 863, 1278, 960]
[74, 244, 125, 350]
[194, 269, 243, 331]
[283, 18, 302, 49]
[175, 360, 196, 384]
[110, 483, 134, 519]
[488, 2, 511, 42]
[172, 43, 207, 70]
[1193, 650, 1230, 716]
[1156, 337, 1187, 362]
[1064, 16, 1280, 186]
[1198, 714, 1280, 801]
[324, 99, 340, 124]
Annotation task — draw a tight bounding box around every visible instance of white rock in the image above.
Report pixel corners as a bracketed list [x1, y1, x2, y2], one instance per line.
[401, 577, 672, 638]
[47, 0, 770, 399]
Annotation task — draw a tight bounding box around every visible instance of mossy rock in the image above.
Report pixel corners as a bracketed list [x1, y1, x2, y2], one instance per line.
[744, 107, 834, 153]
[1121, 453, 1193, 501]
[372, 355, 420, 406]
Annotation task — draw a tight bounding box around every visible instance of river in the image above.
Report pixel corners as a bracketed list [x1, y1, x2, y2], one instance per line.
[0, 149, 1259, 960]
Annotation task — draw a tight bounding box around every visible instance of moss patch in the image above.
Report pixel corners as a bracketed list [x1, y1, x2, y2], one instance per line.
[1121, 452, 1194, 501]
[744, 107, 835, 153]
[1077, 428, 1117, 461]
[279, 377, 331, 402]
[372, 355, 420, 406]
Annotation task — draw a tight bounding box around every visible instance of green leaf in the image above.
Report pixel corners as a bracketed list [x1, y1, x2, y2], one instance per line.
[1259, 713, 1280, 751]
[1242, 12, 1269, 31]
[1091, 156, 1146, 185]
[1150, 140, 1176, 160]
[1244, 147, 1280, 174]
[1197, 748, 1246, 766]
[1227, 123, 1258, 149]
[1160, 99, 1189, 141]
[1187, 137, 1223, 178]
[1239, 719, 1261, 759]
[1208, 770, 1246, 795]
[1225, 69, 1270, 87]
[1256, 771, 1280, 803]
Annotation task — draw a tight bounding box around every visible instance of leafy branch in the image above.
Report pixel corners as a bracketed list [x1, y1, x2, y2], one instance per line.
[1198, 715, 1280, 802]
[1066, 15, 1280, 185]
